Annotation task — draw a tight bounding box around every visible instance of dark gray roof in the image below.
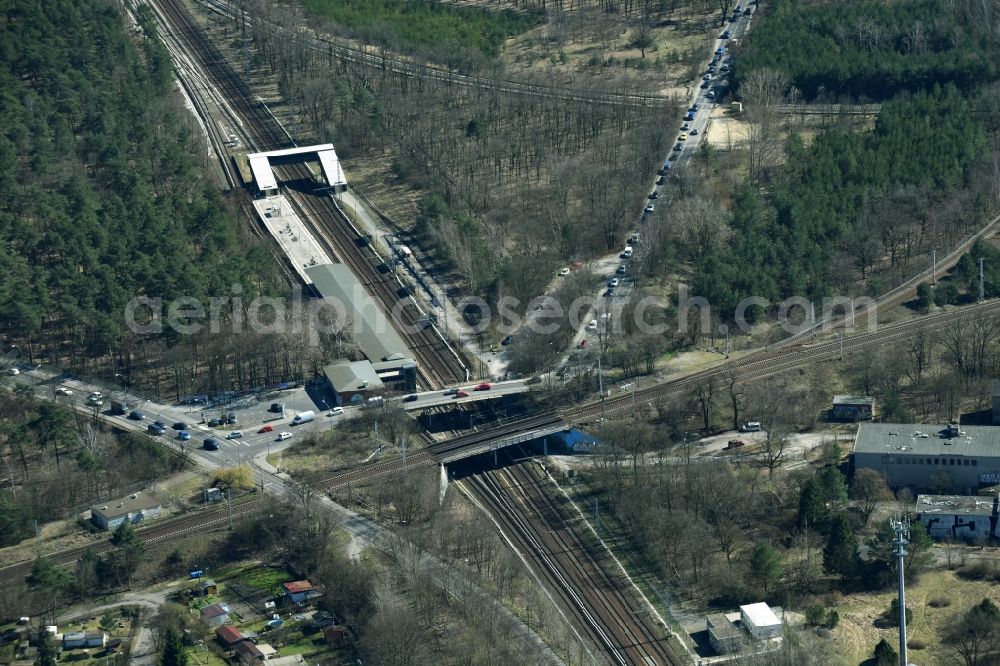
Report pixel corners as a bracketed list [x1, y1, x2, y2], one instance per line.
[853, 423, 1000, 458]
[91, 492, 160, 520]
[916, 494, 996, 516]
[305, 264, 409, 363]
[707, 614, 741, 639]
[323, 361, 384, 393]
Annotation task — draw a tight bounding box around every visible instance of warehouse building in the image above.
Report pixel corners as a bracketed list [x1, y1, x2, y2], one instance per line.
[852, 423, 1000, 493]
[915, 494, 998, 540]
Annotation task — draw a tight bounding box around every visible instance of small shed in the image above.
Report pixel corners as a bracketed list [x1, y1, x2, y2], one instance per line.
[198, 579, 218, 596]
[282, 580, 319, 604]
[215, 625, 245, 649]
[831, 395, 875, 421]
[233, 639, 265, 665]
[199, 602, 231, 627]
[740, 603, 782, 641]
[706, 614, 742, 655]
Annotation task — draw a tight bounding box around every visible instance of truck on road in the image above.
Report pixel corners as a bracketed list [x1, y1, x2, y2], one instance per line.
[291, 410, 315, 425]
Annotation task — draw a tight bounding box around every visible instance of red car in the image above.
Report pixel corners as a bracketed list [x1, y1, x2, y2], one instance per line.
[454, 390, 469, 398]
[726, 439, 745, 450]
[580, 339, 588, 348]
[474, 383, 492, 391]
[258, 424, 273, 433]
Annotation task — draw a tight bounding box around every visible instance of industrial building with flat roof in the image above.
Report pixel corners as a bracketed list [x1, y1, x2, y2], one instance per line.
[852, 423, 1000, 493]
[915, 494, 999, 540]
[740, 603, 783, 641]
[90, 492, 161, 531]
[831, 395, 874, 421]
[706, 613, 743, 655]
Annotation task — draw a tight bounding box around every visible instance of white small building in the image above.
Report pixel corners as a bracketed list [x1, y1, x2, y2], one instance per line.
[740, 602, 782, 641]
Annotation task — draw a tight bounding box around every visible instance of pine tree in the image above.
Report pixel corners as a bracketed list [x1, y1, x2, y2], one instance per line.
[35, 629, 56, 666]
[160, 627, 188, 666]
[873, 638, 897, 666]
[749, 543, 783, 593]
[823, 513, 859, 580]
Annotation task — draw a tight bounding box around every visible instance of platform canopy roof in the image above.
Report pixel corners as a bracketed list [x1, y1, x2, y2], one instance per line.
[247, 144, 347, 192]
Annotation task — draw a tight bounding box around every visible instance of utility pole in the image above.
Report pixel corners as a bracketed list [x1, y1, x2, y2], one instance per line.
[931, 249, 937, 285]
[838, 332, 844, 361]
[890, 517, 910, 666]
[979, 258, 986, 303]
[226, 488, 233, 531]
[594, 497, 600, 537]
[598, 352, 605, 421]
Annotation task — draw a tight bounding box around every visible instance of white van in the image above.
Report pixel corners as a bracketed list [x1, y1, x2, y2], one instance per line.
[622, 247, 633, 259]
[365, 396, 385, 408]
[291, 410, 315, 425]
[741, 421, 762, 432]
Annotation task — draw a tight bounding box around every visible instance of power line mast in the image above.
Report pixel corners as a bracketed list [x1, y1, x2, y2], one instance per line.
[890, 517, 911, 666]
[979, 258, 986, 303]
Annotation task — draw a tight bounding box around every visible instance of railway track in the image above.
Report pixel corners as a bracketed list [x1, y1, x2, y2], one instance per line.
[462, 457, 682, 666]
[150, 0, 465, 388]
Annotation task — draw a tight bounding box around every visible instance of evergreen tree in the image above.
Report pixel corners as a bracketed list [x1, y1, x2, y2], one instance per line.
[873, 638, 898, 666]
[823, 513, 859, 580]
[160, 627, 188, 666]
[749, 543, 784, 593]
[35, 629, 56, 666]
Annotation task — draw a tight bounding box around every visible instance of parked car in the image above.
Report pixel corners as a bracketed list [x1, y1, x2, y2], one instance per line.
[226, 430, 243, 440]
[604, 288, 615, 298]
[454, 390, 469, 398]
[648, 191, 658, 199]
[178, 431, 191, 441]
[616, 265, 627, 274]
[277, 432, 292, 441]
[587, 319, 598, 331]
[691, 128, 699, 136]
[501, 335, 514, 346]
[172, 421, 186, 430]
[226, 414, 237, 425]
[147, 424, 164, 435]
[203, 438, 220, 451]
[7, 368, 19, 376]
[644, 204, 655, 214]
[269, 402, 285, 413]
[727, 439, 746, 450]
[609, 278, 620, 288]
[55, 387, 72, 396]
[741, 421, 762, 432]
[128, 411, 144, 421]
[558, 267, 571, 276]
[474, 383, 492, 391]
[88, 391, 103, 400]
[327, 407, 344, 416]
[721, 30, 731, 39]
[258, 424, 274, 433]
[673, 143, 683, 152]
[656, 176, 664, 185]
[207, 419, 220, 427]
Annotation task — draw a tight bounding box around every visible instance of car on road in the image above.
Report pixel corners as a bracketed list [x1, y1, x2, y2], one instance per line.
[703, 74, 711, 81]
[153, 421, 166, 430]
[327, 407, 344, 416]
[727, 439, 745, 449]
[681, 122, 690, 131]
[443, 388, 458, 396]
[172, 421, 186, 430]
[277, 432, 292, 441]
[558, 267, 571, 276]
[691, 128, 699, 135]
[54, 387, 72, 396]
[178, 431, 191, 441]
[678, 132, 688, 141]
[226, 430, 243, 439]
[88, 391, 103, 400]
[208, 419, 221, 427]
[721, 30, 731, 39]
[648, 191, 658, 199]
[715, 47, 725, 55]
[740, 421, 762, 432]
[644, 204, 655, 214]
[403, 394, 419, 402]
[673, 143, 683, 151]
[147, 424, 164, 435]
[128, 410, 144, 421]
[604, 288, 615, 298]
[203, 438, 220, 451]
[501, 335, 514, 346]
[474, 383, 492, 391]
[454, 390, 469, 398]
[616, 265, 627, 274]
[586, 319, 598, 331]
[609, 278, 620, 288]
[258, 424, 274, 433]
[7, 368, 19, 376]
[656, 176, 664, 185]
